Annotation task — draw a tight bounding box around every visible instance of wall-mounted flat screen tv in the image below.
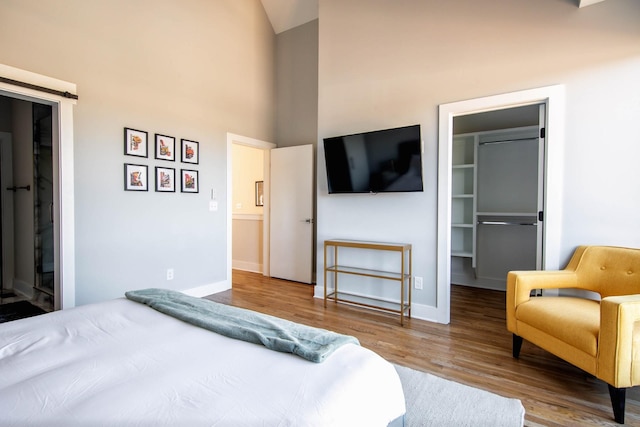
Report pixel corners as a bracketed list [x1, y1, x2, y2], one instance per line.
[323, 124, 423, 194]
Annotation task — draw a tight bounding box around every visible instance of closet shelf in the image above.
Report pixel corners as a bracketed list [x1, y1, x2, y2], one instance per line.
[452, 250, 473, 258]
[452, 223, 473, 228]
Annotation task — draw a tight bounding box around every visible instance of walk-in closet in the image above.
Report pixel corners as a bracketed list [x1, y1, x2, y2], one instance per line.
[451, 104, 545, 291]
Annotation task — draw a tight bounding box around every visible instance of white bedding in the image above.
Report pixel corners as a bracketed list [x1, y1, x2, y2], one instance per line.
[0, 298, 405, 426]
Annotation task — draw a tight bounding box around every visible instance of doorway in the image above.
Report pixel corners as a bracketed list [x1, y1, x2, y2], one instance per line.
[226, 133, 275, 285]
[0, 97, 54, 315]
[231, 143, 267, 274]
[0, 63, 77, 311]
[436, 85, 565, 325]
[226, 134, 315, 287]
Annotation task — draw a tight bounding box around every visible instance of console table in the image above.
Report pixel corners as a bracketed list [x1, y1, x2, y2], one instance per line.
[323, 239, 412, 325]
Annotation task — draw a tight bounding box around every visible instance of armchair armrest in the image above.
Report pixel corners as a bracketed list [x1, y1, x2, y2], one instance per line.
[506, 270, 577, 332]
[598, 294, 640, 388]
[507, 270, 578, 305]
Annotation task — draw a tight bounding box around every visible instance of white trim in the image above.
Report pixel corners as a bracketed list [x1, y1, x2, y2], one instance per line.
[232, 261, 263, 274]
[437, 85, 565, 324]
[312, 291, 443, 323]
[232, 213, 264, 221]
[226, 133, 276, 287]
[0, 64, 76, 310]
[0, 63, 76, 96]
[182, 280, 230, 298]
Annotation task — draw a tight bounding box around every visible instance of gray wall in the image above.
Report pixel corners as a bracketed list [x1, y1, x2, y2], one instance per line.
[0, 0, 276, 305]
[276, 19, 319, 148]
[275, 20, 319, 277]
[0, 96, 11, 132]
[316, 0, 640, 310]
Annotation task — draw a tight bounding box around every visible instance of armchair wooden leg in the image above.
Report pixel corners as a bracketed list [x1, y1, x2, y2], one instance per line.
[512, 334, 523, 359]
[608, 384, 626, 424]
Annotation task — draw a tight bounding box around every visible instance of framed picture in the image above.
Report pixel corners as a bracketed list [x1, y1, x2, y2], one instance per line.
[155, 134, 175, 161]
[124, 128, 148, 157]
[124, 163, 148, 191]
[181, 139, 199, 164]
[155, 167, 175, 192]
[181, 169, 199, 193]
[255, 181, 264, 206]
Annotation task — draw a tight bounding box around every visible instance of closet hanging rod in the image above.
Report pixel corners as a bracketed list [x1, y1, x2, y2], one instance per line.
[477, 220, 537, 226]
[0, 76, 78, 100]
[479, 137, 538, 146]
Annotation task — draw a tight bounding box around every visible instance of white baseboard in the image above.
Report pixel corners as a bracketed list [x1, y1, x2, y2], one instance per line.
[410, 303, 449, 324]
[13, 279, 33, 299]
[232, 260, 263, 274]
[312, 286, 448, 324]
[183, 280, 230, 298]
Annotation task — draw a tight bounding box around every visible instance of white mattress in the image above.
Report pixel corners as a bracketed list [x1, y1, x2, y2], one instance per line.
[0, 298, 405, 426]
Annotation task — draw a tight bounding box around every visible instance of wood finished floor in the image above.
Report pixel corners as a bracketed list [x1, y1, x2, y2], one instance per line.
[206, 270, 640, 426]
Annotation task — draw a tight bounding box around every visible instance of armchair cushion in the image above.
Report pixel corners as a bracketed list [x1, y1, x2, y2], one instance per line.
[516, 297, 599, 356]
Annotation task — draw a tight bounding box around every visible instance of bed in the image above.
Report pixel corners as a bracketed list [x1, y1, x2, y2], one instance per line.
[0, 289, 406, 426]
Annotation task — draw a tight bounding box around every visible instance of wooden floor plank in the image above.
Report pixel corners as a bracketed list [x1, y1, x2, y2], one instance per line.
[205, 270, 640, 426]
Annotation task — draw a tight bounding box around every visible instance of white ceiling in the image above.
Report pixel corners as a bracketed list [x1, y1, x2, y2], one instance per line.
[260, 0, 606, 35]
[579, 0, 606, 7]
[260, 0, 319, 34]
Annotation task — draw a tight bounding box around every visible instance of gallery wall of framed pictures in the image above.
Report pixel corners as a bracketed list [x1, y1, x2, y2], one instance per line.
[123, 127, 200, 193]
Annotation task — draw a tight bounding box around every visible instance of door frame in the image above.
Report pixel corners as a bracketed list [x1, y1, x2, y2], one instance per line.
[226, 133, 276, 284]
[436, 85, 565, 324]
[0, 64, 76, 310]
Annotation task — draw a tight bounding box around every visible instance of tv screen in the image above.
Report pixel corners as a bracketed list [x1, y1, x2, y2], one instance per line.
[323, 124, 423, 194]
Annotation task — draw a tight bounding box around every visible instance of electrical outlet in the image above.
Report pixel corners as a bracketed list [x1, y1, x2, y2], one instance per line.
[167, 268, 174, 280]
[414, 276, 423, 290]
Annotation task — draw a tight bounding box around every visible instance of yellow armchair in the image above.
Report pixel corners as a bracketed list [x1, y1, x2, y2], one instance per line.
[506, 245, 640, 424]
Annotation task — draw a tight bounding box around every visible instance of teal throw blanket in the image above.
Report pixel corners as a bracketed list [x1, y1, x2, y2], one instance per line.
[125, 288, 360, 363]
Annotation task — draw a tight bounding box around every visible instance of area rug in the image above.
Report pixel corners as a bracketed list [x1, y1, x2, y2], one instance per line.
[394, 364, 525, 427]
[0, 301, 46, 323]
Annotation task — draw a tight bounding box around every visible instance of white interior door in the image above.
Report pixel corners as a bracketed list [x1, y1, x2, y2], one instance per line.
[269, 145, 313, 284]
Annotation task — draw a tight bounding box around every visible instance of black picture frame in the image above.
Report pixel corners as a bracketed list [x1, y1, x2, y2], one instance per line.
[124, 127, 148, 158]
[155, 167, 176, 192]
[181, 139, 199, 164]
[124, 163, 148, 191]
[181, 169, 199, 193]
[155, 134, 175, 161]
